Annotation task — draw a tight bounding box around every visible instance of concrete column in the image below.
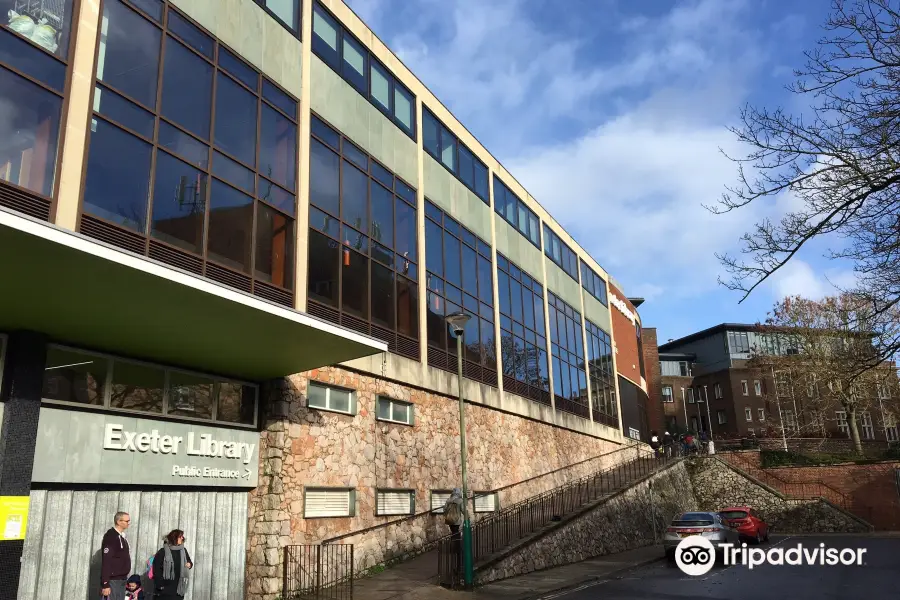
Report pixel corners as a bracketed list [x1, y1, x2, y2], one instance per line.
[0, 332, 47, 600]
[53, 0, 102, 230]
[293, 0, 314, 311]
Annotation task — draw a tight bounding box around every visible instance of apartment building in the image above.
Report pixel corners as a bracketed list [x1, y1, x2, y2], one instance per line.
[652, 324, 900, 441]
[0, 1, 652, 598]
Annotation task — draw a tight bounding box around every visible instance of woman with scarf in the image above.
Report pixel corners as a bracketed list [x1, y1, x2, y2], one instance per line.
[151, 529, 193, 600]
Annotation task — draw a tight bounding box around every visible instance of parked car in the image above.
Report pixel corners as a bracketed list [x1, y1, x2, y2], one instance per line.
[664, 511, 740, 561]
[719, 506, 769, 544]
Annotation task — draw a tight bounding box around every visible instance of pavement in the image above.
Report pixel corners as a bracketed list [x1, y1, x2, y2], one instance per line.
[352, 544, 666, 600]
[548, 535, 900, 600]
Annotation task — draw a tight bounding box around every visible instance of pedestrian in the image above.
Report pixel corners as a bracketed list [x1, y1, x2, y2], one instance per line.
[100, 511, 132, 599]
[443, 488, 464, 537]
[649, 431, 661, 457]
[125, 574, 145, 600]
[663, 431, 673, 457]
[152, 529, 193, 600]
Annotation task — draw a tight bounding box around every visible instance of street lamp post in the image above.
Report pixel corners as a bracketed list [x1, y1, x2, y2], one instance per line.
[445, 311, 474, 588]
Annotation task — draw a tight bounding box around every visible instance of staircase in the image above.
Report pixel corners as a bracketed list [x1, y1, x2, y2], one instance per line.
[437, 451, 676, 588]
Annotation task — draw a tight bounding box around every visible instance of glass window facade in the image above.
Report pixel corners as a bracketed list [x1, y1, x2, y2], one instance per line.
[497, 253, 550, 404]
[308, 115, 419, 359]
[0, 0, 74, 208]
[82, 1, 297, 305]
[42, 344, 257, 425]
[422, 108, 489, 203]
[253, 0, 300, 33]
[425, 201, 496, 384]
[548, 292, 588, 418]
[585, 319, 616, 426]
[311, 2, 415, 138]
[580, 260, 608, 306]
[543, 224, 579, 282]
[493, 176, 540, 248]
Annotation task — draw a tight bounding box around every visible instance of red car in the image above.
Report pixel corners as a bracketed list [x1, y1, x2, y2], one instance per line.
[719, 506, 770, 544]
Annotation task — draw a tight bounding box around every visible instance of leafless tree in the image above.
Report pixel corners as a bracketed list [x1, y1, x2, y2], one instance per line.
[714, 0, 900, 367]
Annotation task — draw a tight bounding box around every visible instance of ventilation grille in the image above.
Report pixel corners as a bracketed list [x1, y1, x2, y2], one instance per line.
[397, 335, 420, 361]
[148, 240, 203, 274]
[371, 325, 395, 349]
[341, 312, 370, 336]
[0, 184, 51, 221]
[482, 368, 498, 388]
[308, 301, 340, 325]
[504, 376, 550, 405]
[428, 347, 453, 373]
[80, 215, 145, 254]
[464, 361, 482, 382]
[555, 395, 590, 419]
[254, 281, 293, 307]
[205, 262, 252, 292]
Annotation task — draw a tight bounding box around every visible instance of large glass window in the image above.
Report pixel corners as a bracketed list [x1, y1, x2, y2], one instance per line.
[548, 292, 588, 418]
[422, 108, 489, 204]
[42, 344, 257, 425]
[493, 176, 540, 248]
[311, 2, 416, 139]
[580, 260, 608, 307]
[497, 253, 550, 404]
[308, 115, 419, 359]
[585, 320, 616, 427]
[82, 1, 298, 306]
[0, 0, 74, 208]
[543, 224, 579, 282]
[425, 201, 496, 384]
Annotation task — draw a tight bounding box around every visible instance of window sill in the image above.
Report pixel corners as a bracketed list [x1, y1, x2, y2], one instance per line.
[309, 405, 356, 417]
[376, 417, 413, 427]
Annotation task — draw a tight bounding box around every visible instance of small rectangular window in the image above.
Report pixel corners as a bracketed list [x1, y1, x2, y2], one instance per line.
[430, 490, 451, 513]
[714, 383, 722, 399]
[304, 488, 354, 518]
[312, 4, 340, 67]
[393, 84, 414, 133]
[376, 490, 414, 516]
[745, 408, 753, 421]
[662, 386, 674, 403]
[440, 125, 456, 171]
[753, 380, 762, 396]
[717, 410, 727, 425]
[741, 380, 749, 396]
[376, 396, 414, 425]
[370, 61, 391, 112]
[758, 408, 765, 422]
[307, 383, 355, 414]
[473, 492, 497, 513]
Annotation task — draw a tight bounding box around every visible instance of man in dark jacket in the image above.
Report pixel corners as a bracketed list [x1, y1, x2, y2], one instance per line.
[101, 511, 132, 599]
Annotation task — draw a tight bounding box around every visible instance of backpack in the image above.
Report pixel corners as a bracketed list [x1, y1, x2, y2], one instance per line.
[144, 556, 154, 579]
[444, 501, 462, 526]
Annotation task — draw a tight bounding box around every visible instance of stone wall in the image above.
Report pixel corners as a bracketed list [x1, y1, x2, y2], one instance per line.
[246, 366, 635, 599]
[476, 461, 697, 584]
[687, 458, 872, 534]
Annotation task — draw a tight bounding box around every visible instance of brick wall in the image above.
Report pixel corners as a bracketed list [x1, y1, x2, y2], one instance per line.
[608, 285, 642, 387]
[642, 327, 665, 434]
[718, 451, 900, 530]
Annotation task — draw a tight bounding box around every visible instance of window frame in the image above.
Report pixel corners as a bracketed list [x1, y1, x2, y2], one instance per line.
[493, 175, 540, 248]
[717, 410, 727, 425]
[40, 343, 258, 427]
[307, 114, 421, 354]
[579, 259, 608, 307]
[753, 380, 762, 396]
[310, 2, 416, 140]
[252, 0, 302, 36]
[376, 395, 414, 426]
[662, 385, 674, 403]
[303, 487, 356, 518]
[740, 380, 749, 396]
[375, 488, 415, 516]
[548, 291, 589, 419]
[836, 410, 848, 434]
[307, 382, 356, 415]
[744, 407, 753, 422]
[473, 491, 498, 513]
[422, 107, 489, 203]
[714, 383, 722, 399]
[758, 408, 765, 422]
[0, 4, 79, 215]
[543, 224, 579, 282]
[79, 1, 299, 305]
[687, 388, 695, 404]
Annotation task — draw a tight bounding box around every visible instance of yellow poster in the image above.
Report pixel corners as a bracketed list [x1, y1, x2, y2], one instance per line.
[0, 496, 29, 541]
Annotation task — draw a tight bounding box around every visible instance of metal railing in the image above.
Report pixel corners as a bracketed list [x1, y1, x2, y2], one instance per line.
[283, 544, 354, 600]
[437, 449, 676, 588]
[719, 451, 852, 507]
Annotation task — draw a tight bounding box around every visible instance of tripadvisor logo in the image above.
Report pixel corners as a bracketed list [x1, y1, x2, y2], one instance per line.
[675, 536, 868, 576]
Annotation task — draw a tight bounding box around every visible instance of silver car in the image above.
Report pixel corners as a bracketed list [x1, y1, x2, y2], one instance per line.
[664, 511, 740, 561]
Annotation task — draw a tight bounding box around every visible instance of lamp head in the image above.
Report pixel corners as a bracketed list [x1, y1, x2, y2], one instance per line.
[445, 311, 472, 334]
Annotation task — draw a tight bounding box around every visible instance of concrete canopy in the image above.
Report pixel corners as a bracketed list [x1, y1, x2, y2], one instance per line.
[0, 208, 387, 381]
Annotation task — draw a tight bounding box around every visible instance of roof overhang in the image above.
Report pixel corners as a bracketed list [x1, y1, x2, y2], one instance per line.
[0, 208, 387, 381]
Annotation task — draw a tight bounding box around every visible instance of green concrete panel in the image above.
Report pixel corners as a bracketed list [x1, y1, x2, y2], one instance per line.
[423, 155, 492, 241]
[310, 56, 418, 185]
[494, 216, 544, 280]
[169, 0, 302, 98]
[582, 291, 612, 332]
[545, 257, 582, 309]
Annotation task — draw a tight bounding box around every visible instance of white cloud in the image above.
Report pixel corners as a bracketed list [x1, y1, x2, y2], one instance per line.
[768, 259, 857, 300]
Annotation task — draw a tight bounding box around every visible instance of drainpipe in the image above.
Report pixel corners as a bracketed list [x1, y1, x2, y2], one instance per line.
[681, 387, 689, 433]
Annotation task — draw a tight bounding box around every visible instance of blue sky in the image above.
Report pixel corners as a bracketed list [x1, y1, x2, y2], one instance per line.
[345, 0, 857, 344]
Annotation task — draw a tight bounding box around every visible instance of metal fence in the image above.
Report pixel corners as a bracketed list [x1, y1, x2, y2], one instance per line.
[283, 544, 354, 600]
[437, 450, 674, 588]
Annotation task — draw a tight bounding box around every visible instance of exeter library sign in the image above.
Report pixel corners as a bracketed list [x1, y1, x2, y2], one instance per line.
[31, 407, 259, 487]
